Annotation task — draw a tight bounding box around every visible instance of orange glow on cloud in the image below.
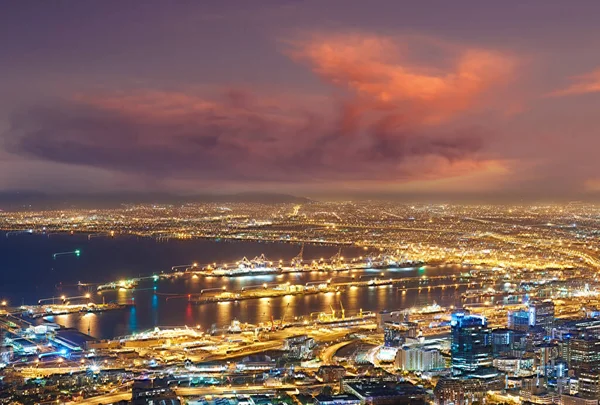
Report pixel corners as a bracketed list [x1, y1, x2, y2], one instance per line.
[549, 68, 600, 97]
[16, 33, 522, 192]
[288, 33, 516, 124]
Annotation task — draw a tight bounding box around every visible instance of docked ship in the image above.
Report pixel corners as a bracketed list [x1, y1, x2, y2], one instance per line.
[415, 302, 444, 315]
[208, 254, 281, 277]
[461, 287, 497, 299]
[315, 307, 376, 326]
[366, 253, 423, 269]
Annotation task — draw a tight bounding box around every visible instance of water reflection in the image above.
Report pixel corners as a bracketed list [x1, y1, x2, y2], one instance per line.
[128, 306, 137, 332]
[36, 264, 472, 339]
[79, 313, 97, 336]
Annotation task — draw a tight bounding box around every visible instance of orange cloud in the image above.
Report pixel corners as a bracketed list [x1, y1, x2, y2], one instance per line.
[9, 32, 520, 192]
[287, 33, 516, 124]
[549, 68, 600, 97]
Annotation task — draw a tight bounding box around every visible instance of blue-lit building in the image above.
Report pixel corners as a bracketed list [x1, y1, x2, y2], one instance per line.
[491, 328, 527, 355]
[508, 310, 530, 332]
[451, 312, 493, 375]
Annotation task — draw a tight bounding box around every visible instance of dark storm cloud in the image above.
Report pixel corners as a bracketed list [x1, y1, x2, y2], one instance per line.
[4, 89, 488, 184]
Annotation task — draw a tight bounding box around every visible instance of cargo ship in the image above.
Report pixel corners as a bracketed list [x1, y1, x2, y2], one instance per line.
[208, 254, 281, 277]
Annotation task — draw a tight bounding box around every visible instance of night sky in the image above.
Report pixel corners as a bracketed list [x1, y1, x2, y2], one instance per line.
[2, 1, 600, 200]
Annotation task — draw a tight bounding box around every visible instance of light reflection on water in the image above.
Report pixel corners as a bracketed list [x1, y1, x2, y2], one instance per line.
[0, 234, 472, 339]
[35, 266, 468, 339]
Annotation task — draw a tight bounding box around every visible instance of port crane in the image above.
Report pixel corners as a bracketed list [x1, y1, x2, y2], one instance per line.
[329, 248, 344, 268]
[291, 244, 304, 268]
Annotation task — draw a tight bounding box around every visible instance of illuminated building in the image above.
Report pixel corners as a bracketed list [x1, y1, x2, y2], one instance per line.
[493, 355, 534, 376]
[396, 345, 445, 372]
[314, 394, 361, 405]
[579, 369, 600, 400]
[434, 378, 488, 405]
[570, 337, 600, 375]
[317, 365, 346, 383]
[535, 342, 560, 376]
[529, 300, 556, 335]
[131, 378, 180, 405]
[283, 335, 315, 360]
[561, 394, 599, 405]
[383, 321, 418, 347]
[492, 328, 527, 355]
[508, 310, 531, 332]
[451, 312, 493, 374]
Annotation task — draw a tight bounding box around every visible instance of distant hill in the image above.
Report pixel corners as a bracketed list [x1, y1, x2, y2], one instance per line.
[0, 191, 312, 210]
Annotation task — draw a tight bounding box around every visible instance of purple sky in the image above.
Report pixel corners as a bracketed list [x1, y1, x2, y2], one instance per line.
[2, 1, 600, 200]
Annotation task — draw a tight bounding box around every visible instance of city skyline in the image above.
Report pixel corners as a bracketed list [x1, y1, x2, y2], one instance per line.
[2, 1, 600, 200]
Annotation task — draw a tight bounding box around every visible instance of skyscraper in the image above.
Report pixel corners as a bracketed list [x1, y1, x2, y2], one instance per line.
[570, 337, 600, 375]
[451, 312, 493, 375]
[528, 300, 555, 335]
[508, 310, 530, 332]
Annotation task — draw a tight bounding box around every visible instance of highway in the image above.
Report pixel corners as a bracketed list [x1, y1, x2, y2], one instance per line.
[66, 392, 131, 405]
[321, 340, 355, 365]
[174, 384, 300, 396]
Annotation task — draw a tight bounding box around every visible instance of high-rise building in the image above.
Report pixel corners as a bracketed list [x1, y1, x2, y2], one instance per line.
[570, 337, 600, 375]
[579, 369, 600, 400]
[508, 310, 530, 332]
[528, 300, 555, 334]
[492, 328, 527, 355]
[451, 312, 493, 375]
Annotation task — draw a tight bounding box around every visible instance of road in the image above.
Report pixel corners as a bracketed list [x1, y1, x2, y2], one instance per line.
[66, 392, 131, 405]
[174, 384, 300, 396]
[66, 384, 301, 404]
[321, 340, 355, 365]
